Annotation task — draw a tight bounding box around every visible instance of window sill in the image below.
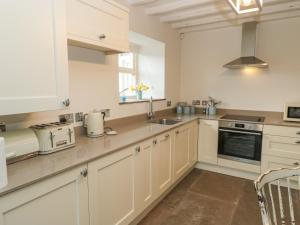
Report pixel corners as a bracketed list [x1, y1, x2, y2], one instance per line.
[119, 98, 166, 105]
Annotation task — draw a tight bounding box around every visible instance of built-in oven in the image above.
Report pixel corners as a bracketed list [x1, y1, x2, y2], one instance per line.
[218, 120, 263, 165]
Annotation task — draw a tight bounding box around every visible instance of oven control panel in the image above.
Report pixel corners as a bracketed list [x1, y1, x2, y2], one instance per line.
[219, 121, 263, 132]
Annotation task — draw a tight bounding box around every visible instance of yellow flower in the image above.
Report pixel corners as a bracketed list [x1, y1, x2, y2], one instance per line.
[131, 83, 150, 92]
[129, 85, 136, 92]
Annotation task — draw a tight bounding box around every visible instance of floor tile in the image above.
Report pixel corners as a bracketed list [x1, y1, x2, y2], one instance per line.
[138, 202, 174, 225]
[138, 170, 263, 225]
[163, 192, 236, 225]
[163, 169, 201, 208]
[231, 180, 263, 225]
[189, 171, 246, 204]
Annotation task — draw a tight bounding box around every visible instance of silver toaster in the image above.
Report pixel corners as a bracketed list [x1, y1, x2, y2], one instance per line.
[31, 122, 76, 155]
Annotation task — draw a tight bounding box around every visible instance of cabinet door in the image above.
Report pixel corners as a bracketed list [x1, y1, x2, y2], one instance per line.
[198, 120, 218, 165]
[134, 139, 154, 214]
[173, 125, 190, 181]
[88, 148, 135, 225]
[0, 0, 69, 115]
[189, 121, 199, 166]
[0, 165, 89, 225]
[66, 0, 129, 52]
[153, 132, 173, 197]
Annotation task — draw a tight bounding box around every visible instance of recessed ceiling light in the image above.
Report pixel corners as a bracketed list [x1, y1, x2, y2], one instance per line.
[227, 0, 263, 14]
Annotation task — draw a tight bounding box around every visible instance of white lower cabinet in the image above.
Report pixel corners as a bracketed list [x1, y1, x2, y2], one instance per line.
[153, 131, 173, 197]
[189, 121, 199, 166]
[263, 134, 300, 159]
[261, 155, 300, 173]
[198, 119, 218, 165]
[88, 148, 135, 225]
[261, 125, 300, 175]
[0, 165, 89, 225]
[0, 121, 199, 225]
[134, 139, 154, 215]
[173, 124, 190, 181]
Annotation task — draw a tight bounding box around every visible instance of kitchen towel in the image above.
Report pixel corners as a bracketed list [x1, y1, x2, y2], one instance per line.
[0, 138, 7, 189]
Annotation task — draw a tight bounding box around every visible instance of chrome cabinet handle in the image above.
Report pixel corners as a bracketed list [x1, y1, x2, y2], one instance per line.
[295, 141, 300, 144]
[176, 130, 179, 135]
[80, 168, 88, 177]
[99, 34, 106, 39]
[165, 134, 170, 139]
[294, 162, 300, 166]
[135, 146, 141, 153]
[153, 139, 157, 145]
[68, 128, 73, 143]
[50, 132, 54, 148]
[63, 98, 70, 107]
[297, 132, 300, 135]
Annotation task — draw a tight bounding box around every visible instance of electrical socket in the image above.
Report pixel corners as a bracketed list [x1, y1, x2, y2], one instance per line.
[75, 112, 84, 122]
[192, 100, 201, 105]
[0, 122, 6, 132]
[102, 109, 110, 118]
[59, 113, 74, 123]
[202, 100, 208, 106]
[167, 101, 172, 107]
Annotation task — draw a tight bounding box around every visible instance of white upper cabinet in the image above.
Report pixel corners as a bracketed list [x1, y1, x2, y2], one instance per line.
[0, 0, 69, 116]
[66, 0, 129, 53]
[198, 119, 218, 165]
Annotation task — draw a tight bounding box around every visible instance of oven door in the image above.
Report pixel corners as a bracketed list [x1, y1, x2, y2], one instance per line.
[218, 128, 262, 165]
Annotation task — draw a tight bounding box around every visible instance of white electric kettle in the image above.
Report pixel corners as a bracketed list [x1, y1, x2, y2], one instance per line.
[84, 110, 105, 138]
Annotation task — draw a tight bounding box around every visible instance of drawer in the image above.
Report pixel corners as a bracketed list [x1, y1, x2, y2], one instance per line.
[264, 125, 300, 138]
[263, 135, 300, 159]
[261, 155, 300, 187]
[261, 155, 300, 173]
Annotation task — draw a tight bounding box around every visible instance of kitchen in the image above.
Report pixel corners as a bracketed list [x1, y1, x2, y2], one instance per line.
[0, 0, 300, 225]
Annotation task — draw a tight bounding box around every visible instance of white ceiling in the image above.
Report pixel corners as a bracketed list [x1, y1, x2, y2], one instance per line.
[128, 0, 300, 32]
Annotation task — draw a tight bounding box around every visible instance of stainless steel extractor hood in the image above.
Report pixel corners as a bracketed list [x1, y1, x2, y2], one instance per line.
[223, 22, 268, 69]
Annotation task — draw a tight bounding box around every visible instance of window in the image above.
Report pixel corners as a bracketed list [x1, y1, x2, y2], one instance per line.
[119, 32, 166, 103]
[118, 52, 138, 98]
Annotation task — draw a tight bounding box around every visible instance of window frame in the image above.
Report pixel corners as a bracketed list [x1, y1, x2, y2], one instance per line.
[118, 51, 139, 99]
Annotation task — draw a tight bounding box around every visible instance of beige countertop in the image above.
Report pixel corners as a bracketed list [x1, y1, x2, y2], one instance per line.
[0, 114, 201, 196]
[1, 111, 299, 197]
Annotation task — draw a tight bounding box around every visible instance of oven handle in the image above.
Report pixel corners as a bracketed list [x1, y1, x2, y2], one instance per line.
[219, 129, 262, 136]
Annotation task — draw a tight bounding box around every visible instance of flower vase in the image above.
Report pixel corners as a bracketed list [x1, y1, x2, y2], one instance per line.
[136, 91, 143, 100]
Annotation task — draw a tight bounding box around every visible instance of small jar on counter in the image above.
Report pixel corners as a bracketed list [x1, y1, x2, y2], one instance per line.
[183, 106, 191, 115]
[176, 105, 183, 114]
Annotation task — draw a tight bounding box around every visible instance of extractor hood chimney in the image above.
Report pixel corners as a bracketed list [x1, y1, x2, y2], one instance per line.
[223, 22, 268, 69]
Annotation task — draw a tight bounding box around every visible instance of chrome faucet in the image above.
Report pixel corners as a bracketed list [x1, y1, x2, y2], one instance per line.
[147, 96, 155, 120]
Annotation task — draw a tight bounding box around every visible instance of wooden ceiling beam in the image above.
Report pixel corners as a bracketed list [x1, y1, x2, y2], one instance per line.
[179, 9, 300, 33]
[172, 1, 300, 29]
[161, 0, 299, 23]
[160, 2, 229, 22]
[145, 0, 218, 15]
[128, 0, 157, 6]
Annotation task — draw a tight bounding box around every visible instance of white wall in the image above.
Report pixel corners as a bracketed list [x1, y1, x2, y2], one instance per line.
[130, 32, 165, 99]
[0, 3, 181, 130]
[180, 17, 300, 112]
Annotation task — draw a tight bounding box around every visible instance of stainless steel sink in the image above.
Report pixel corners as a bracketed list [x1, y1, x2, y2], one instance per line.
[150, 118, 182, 125]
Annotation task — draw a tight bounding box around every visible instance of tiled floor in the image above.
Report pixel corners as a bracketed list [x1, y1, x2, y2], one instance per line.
[138, 169, 263, 225]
